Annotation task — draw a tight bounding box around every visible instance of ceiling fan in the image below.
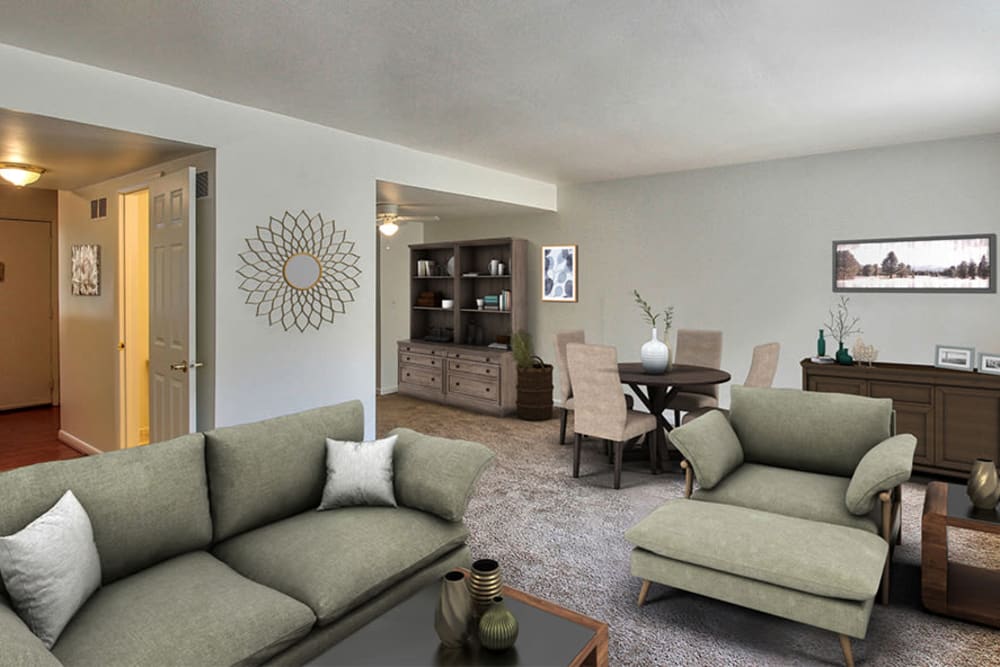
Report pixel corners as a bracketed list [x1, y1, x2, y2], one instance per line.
[376, 203, 440, 236]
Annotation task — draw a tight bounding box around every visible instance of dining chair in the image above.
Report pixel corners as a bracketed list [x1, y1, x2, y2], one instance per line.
[681, 342, 780, 424]
[566, 343, 658, 489]
[553, 330, 586, 444]
[670, 329, 723, 425]
[553, 330, 634, 444]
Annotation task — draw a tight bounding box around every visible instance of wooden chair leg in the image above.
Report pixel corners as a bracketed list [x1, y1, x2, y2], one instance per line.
[896, 486, 903, 545]
[559, 409, 568, 444]
[573, 433, 582, 478]
[673, 409, 680, 426]
[680, 460, 693, 498]
[613, 441, 624, 489]
[637, 580, 651, 607]
[647, 430, 658, 475]
[879, 490, 892, 605]
[838, 634, 854, 667]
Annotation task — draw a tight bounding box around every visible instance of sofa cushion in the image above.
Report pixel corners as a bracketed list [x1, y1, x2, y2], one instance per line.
[668, 410, 743, 489]
[213, 507, 469, 625]
[51, 551, 315, 667]
[729, 386, 892, 476]
[0, 433, 212, 593]
[0, 596, 62, 666]
[389, 428, 496, 521]
[205, 401, 364, 542]
[625, 499, 888, 601]
[0, 490, 101, 649]
[691, 463, 878, 533]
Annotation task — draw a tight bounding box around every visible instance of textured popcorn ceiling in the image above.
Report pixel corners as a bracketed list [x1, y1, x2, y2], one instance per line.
[2, 1, 1000, 184]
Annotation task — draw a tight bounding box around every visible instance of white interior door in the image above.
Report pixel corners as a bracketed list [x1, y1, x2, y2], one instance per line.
[0, 219, 53, 410]
[148, 167, 196, 441]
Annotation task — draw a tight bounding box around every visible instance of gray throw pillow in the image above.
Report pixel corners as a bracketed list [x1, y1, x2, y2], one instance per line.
[0, 490, 101, 649]
[318, 435, 398, 510]
[668, 410, 744, 489]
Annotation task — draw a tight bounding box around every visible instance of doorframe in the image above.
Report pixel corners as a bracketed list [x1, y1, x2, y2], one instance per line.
[115, 182, 152, 450]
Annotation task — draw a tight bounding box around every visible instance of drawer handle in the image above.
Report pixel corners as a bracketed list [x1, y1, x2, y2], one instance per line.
[431, 360, 436, 365]
[486, 388, 490, 392]
[405, 373, 410, 377]
[455, 364, 461, 369]
[455, 382, 460, 386]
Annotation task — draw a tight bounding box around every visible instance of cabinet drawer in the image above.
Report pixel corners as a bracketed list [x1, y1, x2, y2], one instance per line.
[448, 349, 501, 364]
[870, 381, 932, 405]
[399, 365, 442, 389]
[808, 377, 868, 396]
[447, 359, 498, 379]
[448, 374, 499, 403]
[399, 352, 441, 369]
[399, 342, 440, 356]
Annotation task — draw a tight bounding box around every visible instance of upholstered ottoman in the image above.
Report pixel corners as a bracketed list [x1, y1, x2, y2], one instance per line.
[625, 499, 888, 666]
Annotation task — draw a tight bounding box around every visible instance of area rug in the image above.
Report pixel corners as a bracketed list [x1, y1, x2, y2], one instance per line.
[377, 394, 999, 666]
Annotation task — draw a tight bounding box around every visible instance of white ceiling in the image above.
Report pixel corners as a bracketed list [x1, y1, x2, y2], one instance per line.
[376, 181, 548, 220]
[0, 108, 208, 190]
[2, 2, 999, 184]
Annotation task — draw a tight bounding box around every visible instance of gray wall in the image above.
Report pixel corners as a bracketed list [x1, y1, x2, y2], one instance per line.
[424, 133, 1000, 407]
[377, 221, 424, 393]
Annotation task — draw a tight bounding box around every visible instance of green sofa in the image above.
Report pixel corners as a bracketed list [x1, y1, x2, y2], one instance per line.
[0, 401, 494, 666]
[626, 386, 916, 666]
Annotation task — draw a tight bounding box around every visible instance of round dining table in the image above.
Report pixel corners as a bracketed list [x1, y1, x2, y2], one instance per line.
[618, 363, 731, 473]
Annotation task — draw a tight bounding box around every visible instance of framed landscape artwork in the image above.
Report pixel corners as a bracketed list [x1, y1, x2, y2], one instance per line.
[935, 345, 975, 372]
[833, 234, 995, 293]
[542, 244, 577, 302]
[978, 352, 1000, 376]
[71, 244, 101, 296]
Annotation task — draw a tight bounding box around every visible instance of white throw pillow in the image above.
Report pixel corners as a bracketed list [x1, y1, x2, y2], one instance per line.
[0, 490, 101, 649]
[318, 435, 398, 510]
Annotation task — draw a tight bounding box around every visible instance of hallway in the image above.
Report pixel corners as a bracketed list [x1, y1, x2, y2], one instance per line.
[0, 405, 81, 472]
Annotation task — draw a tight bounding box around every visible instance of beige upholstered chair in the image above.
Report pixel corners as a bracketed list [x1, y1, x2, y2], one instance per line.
[681, 342, 780, 424]
[670, 329, 723, 425]
[553, 330, 633, 444]
[553, 330, 586, 444]
[567, 343, 658, 489]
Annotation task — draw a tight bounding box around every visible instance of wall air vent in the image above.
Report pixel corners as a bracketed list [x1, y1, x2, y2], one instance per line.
[196, 171, 210, 199]
[90, 198, 107, 220]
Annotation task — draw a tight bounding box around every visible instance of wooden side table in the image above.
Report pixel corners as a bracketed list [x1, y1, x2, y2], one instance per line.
[921, 481, 1000, 628]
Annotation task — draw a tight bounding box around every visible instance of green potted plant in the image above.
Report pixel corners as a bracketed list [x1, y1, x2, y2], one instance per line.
[512, 331, 553, 420]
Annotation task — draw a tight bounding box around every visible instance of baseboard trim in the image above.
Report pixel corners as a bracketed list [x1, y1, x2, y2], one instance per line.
[57, 430, 102, 456]
[378, 386, 398, 396]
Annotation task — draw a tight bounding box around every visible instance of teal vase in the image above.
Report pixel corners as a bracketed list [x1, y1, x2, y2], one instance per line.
[835, 342, 853, 365]
[817, 330, 826, 356]
[478, 596, 518, 651]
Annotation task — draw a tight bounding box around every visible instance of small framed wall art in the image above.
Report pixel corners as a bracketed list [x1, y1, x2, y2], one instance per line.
[71, 244, 101, 296]
[542, 244, 577, 302]
[934, 345, 975, 372]
[978, 352, 1000, 376]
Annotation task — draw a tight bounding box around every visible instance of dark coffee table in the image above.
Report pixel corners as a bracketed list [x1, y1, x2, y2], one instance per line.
[306, 576, 609, 666]
[921, 481, 1000, 628]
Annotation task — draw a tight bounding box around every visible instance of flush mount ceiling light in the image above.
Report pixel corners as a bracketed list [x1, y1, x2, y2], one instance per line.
[0, 163, 45, 187]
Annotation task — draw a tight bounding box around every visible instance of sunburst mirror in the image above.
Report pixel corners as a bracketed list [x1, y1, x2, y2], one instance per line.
[237, 210, 361, 332]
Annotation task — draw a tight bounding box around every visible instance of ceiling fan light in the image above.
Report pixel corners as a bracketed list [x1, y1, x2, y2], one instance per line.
[0, 163, 45, 187]
[379, 221, 399, 237]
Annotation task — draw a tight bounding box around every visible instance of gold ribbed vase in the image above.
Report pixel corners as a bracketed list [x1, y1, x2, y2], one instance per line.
[467, 559, 503, 613]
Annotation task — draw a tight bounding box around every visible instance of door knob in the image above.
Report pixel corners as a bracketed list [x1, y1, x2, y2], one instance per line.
[190, 362, 204, 369]
[169, 361, 188, 372]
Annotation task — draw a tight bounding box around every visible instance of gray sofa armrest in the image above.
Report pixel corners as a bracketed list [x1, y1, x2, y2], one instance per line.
[668, 410, 744, 490]
[389, 428, 495, 522]
[0, 598, 62, 666]
[845, 434, 917, 515]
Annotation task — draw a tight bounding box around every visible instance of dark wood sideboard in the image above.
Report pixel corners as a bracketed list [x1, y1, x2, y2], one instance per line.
[801, 359, 1000, 478]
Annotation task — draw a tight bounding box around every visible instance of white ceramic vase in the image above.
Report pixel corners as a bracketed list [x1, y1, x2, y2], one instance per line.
[640, 327, 670, 374]
[435, 570, 473, 648]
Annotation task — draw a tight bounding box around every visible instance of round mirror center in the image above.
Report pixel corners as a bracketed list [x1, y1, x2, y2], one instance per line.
[283, 253, 322, 290]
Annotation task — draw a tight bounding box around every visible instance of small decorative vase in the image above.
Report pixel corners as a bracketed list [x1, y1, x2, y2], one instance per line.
[835, 341, 853, 365]
[435, 570, 473, 648]
[967, 458, 1000, 509]
[478, 596, 519, 651]
[817, 330, 826, 356]
[467, 559, 503, 614]
[640, 327, 670, 374]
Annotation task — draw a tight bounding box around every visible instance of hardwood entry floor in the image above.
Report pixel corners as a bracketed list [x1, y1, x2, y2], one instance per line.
[0, 405, 81, 472]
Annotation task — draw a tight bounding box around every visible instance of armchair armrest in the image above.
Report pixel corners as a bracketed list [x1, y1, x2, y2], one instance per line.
[0, 598, 62, 666]
[845, 434, 917, 515]
[668, 410, 744, 491]
[388, 428, 495, 522]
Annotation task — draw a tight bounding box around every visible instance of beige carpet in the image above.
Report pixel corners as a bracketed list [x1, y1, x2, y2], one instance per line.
[377, 394, 999, 666]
